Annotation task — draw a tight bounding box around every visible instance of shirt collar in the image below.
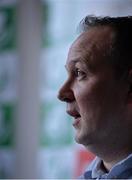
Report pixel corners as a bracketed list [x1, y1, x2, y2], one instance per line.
[85, 153, 132, 179]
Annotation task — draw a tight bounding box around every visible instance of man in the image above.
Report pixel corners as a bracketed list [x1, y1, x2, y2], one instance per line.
[58, 15, 132, 179]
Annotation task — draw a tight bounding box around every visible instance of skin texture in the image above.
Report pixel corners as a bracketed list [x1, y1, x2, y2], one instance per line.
[58, 26, 132, 170]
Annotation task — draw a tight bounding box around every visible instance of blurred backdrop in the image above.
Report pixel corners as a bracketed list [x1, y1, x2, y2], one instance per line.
[0, 0, 132, 179]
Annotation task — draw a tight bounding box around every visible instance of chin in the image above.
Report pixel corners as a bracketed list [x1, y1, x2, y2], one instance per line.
[75, 131, 89, 145]
[75, 130, 96, 147]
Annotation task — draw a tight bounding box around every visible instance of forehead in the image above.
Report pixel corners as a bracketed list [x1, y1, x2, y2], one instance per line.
[67, 26, 115, 69]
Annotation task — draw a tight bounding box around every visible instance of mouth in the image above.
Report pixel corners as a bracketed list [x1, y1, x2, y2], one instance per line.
[66, 109, 81, 128]
[72, 115, 81, 128]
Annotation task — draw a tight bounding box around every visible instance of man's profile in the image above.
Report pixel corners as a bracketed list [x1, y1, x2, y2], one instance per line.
[58, 15, 132, 179]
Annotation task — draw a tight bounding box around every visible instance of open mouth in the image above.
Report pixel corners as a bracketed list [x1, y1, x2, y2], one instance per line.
[66, 108, 81, 128]
[73, 114, 81, 128]
[74, 114, 81, 119]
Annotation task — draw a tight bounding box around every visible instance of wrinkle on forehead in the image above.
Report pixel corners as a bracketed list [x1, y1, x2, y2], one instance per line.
[68, 26, 116, 70]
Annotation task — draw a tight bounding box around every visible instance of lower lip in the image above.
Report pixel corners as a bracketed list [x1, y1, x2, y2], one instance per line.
[72, 118, 81, 128]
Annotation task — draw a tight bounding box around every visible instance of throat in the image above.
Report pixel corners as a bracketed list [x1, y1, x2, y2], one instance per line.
[102, 152, 132, 172]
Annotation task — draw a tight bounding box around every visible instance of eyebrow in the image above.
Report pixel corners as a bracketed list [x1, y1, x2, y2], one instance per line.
[65, 59, 82, 69]
[65, 57, 96, 74]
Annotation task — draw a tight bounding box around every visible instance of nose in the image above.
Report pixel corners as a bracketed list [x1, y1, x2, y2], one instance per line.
[58, 80, 75, 102]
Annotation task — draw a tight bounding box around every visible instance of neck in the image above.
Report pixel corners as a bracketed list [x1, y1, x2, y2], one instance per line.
[86, 145, 132, 171]
[103, 152, 131, 171]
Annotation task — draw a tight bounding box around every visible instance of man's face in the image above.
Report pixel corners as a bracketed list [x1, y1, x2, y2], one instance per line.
[58, 26, 127, 148]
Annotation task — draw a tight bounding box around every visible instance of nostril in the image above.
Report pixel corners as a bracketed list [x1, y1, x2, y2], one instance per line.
[58, 95, 72, 102]
[58, 91, 74, 102]
[64, 97, 73, 102]
[58, 83, 75, 102]
[57, 92, 67, 102]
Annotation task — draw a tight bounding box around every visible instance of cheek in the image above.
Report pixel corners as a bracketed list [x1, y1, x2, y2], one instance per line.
[75, 80, 103, 108]
[75, 85, 100, 118]
[75, 79, 116, 119]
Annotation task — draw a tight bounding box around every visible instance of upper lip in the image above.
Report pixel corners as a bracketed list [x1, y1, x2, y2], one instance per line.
[66, 109, 81, 119]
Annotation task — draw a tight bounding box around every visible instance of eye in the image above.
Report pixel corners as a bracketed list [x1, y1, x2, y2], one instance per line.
[74, 68, 86, 80]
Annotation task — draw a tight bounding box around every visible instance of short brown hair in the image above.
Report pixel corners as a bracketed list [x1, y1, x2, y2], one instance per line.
[79, 15, 132, 79]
